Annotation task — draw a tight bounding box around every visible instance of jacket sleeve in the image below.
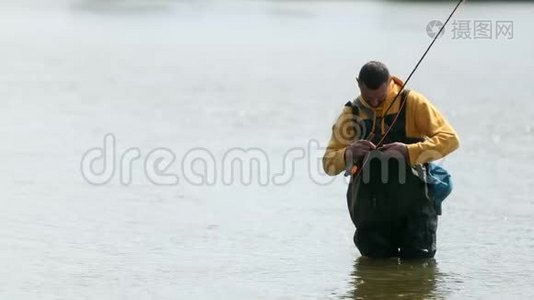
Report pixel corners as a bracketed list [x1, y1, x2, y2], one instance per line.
[405, 91, 460, 166]
[322, 108, 354, 176]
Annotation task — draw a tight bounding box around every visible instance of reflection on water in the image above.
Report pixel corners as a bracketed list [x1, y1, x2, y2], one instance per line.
[345, 257, 443, 300]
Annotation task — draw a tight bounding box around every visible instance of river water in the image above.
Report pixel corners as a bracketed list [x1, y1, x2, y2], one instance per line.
[1, 0, 534, 299]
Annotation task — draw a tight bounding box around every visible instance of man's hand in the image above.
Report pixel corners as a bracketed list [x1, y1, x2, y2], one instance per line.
[345, 140, 376, 163]
[379, 142, 408, 160]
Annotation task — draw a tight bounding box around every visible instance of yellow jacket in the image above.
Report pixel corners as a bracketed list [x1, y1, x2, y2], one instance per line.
[322, 76, 460, 176]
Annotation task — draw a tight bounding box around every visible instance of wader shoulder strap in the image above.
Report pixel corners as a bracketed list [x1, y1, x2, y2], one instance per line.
[343, 100, 361, 142]
[344, 100, 360, 115]
[400, 89, 411, 109]
[384, 89, 411, 135]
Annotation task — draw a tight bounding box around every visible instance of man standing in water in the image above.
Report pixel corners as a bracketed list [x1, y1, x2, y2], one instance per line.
[323, 61, 459, 259]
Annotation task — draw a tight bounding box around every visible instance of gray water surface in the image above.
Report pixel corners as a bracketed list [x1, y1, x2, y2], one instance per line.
[1, 0, 534, 299]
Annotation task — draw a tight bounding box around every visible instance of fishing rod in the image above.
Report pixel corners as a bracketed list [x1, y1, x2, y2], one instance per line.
[350, 0, 466, 177]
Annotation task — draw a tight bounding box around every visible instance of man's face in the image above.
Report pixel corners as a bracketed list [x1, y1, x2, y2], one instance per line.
[358, 80, 389, 108]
